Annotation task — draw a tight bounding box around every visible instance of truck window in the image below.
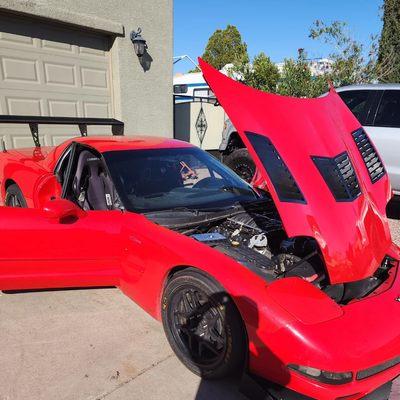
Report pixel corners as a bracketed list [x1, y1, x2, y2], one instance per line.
[374, 90, 400, 128]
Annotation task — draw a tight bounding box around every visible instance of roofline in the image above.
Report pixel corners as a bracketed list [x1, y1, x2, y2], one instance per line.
[336, 83, 400, 91]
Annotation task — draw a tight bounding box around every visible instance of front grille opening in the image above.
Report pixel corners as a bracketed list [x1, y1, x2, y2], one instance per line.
[352, 128, 385, 183]
[245, 132, 306, 203]
[312, 152, 361, 201]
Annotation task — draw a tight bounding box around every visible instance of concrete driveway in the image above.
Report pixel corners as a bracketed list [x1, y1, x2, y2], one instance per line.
[1, 213, 400, 399]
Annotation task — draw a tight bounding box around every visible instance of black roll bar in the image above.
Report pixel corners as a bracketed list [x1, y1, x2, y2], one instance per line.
[0, 115, 124, 147]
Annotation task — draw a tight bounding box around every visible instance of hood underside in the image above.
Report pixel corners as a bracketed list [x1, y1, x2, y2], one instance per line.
[199, 58, 392, 284]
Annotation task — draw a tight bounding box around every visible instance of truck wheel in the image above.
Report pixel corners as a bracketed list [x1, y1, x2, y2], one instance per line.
[224, 148, 255, 183]
[162, 268, 247, 379]
[5, 184, 27, 208]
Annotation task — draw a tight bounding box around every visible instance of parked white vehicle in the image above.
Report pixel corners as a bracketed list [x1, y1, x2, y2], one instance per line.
[336, 84, 400, 194]
[173, 72, 211, 100]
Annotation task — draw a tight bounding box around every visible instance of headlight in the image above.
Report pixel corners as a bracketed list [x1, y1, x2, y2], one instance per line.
[288, 364, 353, 385]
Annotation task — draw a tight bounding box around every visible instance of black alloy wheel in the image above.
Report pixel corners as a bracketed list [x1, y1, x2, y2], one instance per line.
[162, 268, 247, 379]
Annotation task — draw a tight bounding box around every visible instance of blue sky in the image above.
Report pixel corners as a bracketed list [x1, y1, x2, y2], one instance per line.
[174, 0, 384, 73]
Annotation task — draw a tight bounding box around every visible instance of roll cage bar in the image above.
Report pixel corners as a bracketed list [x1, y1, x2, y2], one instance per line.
[0, 115, 124, 148]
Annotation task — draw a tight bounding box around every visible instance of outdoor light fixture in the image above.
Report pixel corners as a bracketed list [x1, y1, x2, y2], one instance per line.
[130, 28, 147, 57]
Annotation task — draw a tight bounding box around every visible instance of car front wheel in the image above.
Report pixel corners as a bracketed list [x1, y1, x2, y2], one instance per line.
[162, 268, 247, 379]
[5, 184, 27, 208]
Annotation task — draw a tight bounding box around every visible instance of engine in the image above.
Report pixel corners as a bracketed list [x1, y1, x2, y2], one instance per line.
[189, 208, 322, 282]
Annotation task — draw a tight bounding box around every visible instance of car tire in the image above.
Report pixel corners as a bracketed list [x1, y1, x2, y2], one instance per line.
[224, 148, 255, 183]
[162, 268, 247, 379]
[5, 184, 27, 208]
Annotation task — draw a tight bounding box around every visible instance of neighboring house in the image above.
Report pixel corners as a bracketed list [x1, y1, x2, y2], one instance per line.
[276, 57, 334, 76]
[0, 0, 173, 148]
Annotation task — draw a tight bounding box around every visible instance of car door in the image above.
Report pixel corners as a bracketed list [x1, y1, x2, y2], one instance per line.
[363, 90, 400, 193]
[0, 202, 124, 291]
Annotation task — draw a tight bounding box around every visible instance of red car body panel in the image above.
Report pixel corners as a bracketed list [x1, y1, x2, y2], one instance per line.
[0, 79, 398, 398]
[0, 204, 399, 399]
[199, 58, 392, 285]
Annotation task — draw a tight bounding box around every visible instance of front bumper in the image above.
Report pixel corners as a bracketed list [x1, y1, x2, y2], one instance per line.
[246, 375, 394, 400]
[249, 246, 400, 400]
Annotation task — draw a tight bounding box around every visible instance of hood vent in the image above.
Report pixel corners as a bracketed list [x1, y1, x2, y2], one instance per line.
[245, 132, 306, 203]
[312, 152, 361, 201]
[352, 128, 385, 183]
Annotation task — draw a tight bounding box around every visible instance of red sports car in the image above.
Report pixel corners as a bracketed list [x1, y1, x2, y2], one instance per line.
[0, 59, 399, 400]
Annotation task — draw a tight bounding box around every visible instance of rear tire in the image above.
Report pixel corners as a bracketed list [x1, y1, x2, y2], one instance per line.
[224, 148, 255, 183]
[162, 268, 247, 379]
[5, 184, 27, 208]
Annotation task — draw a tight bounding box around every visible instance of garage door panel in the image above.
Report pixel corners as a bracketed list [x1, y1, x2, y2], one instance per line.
[41, 40, 74, 53]
[81, 67, 108, 89]
[83, 101, 110, 118]
[44, 62, 77, 86]
[0, 14, 114, 148]
[2, 57, 39, 83]
[0, 31, 35, 47]
[48, 100, 79, 117]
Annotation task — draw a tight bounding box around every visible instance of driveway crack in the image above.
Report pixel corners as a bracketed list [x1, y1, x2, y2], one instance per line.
[94, 353, 174, 400]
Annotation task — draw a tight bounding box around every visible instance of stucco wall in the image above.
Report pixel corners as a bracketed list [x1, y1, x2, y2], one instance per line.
[0, 0, 173, 138]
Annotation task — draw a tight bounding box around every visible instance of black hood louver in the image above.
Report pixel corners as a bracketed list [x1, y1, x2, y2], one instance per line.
[245, 132, 306, 203]
[352, 128, 385, 183]
[312, 152, 361, 202]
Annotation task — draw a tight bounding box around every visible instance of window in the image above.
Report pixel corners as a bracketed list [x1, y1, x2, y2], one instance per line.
[103, 148, 258, 213]
[338, 90, 371, 124]
[374, 90, 400, 128]
[173, 84, 188, 94]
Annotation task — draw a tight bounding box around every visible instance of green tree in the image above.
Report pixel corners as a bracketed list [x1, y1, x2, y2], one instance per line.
[378, 0, 400, 82]
[201, 25, 249, 70]
[309, 19, 394, 85]
[233, 52, 280, 92]
[278, 52, 328, 97]
[309, 20, 369, 86]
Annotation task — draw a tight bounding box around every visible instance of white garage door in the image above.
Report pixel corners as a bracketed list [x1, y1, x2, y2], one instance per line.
[0, 14, 114, 148]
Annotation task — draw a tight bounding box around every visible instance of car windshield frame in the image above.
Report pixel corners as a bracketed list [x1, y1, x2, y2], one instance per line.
[103, 147, 259, 213]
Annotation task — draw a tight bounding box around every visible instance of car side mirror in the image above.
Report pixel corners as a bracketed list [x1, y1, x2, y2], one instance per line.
[42, 199, 85, 223]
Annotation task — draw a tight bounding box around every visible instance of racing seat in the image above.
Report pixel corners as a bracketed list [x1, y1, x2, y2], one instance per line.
[72, 150, 119, 210]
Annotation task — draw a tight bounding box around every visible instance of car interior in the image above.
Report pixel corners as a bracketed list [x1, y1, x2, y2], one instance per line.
[58, 145, 121, 211]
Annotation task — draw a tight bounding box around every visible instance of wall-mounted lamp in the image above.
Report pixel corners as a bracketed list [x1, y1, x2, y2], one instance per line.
[130, 28, 147, 57]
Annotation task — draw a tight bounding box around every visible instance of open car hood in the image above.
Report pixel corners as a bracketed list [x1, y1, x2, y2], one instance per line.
[199, 58, 392, 284]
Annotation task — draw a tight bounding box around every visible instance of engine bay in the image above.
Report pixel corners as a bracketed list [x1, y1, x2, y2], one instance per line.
[187, 202, 324, 284]
[146, 197, 396, 305]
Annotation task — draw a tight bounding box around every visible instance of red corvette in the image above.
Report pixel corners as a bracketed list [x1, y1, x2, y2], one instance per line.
[0, 59, 399, 400]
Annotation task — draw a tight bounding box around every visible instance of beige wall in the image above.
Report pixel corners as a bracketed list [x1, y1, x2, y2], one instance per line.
[0, 0, 173, 145]
[174, 102, 226, 151]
